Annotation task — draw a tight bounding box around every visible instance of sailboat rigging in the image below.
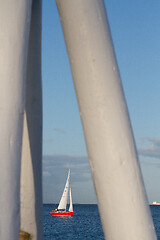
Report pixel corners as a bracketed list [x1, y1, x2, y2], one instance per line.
[50, 169, 74, 216]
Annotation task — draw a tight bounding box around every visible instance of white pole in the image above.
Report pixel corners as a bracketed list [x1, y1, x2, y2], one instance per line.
[21, 114, 37, 239]
[56, 1, 157, 239]
[20, 1, 43, 239]
[0, 1, 32, 240]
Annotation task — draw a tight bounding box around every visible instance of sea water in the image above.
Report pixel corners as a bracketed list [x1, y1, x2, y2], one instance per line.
[43, 204, 160, 239]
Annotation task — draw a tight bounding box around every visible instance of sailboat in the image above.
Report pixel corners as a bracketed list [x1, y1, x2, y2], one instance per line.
[50, 169, 74, 216]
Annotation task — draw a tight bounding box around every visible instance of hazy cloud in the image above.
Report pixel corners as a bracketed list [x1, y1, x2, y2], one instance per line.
[43, 154, 91, 184]
[140, 159, 160, 168]
[53, 128, 67, 134]
[42, 154, 96, 203]
[138, 138, 160, 159]
[43, 138, 53, 143]
[43, 171, 51, 177]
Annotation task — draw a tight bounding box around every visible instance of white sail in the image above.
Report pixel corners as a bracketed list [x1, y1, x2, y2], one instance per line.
[58, 169, 70, 210]
[69, 188, 73, 212]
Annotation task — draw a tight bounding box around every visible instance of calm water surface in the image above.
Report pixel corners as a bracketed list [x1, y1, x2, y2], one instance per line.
[43, 204, 160, 239]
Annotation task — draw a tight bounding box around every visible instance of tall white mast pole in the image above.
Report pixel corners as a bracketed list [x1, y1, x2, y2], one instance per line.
[0, 1, 32, 240]
[56, 1, 157, 239]
[20, 1, 43, 239]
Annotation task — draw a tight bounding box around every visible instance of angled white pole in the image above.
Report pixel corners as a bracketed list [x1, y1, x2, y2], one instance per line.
[56, 0, 157, 239]
[20, 1, 43, 239]
[0, 1, 32, 240]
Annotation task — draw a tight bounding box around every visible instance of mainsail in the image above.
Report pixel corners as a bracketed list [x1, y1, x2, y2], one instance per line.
[57, 169, 70, 210]
[69, 188, 73, 212]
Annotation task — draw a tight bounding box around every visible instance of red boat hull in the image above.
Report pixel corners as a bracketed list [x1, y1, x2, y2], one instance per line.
[50, 211, 74, 216]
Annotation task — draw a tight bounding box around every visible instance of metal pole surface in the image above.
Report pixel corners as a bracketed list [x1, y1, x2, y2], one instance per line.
[0, 1, 32, 239]
[56, 0, 157, 239]
[20, 1, 43, 239]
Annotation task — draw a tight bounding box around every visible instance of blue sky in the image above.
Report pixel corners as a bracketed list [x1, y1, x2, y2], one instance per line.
[42, 0, 160, 204]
